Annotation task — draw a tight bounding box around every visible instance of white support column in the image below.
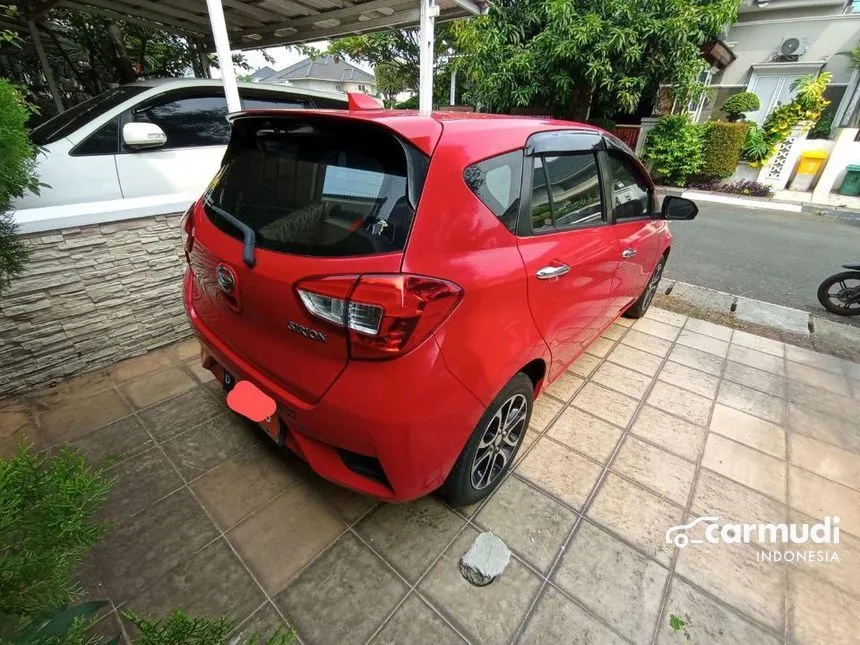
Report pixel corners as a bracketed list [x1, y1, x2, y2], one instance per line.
[418, 0, 439, 115]
[27, 20, 63, 114]
[205, 0, 241, 113]
[449, 67, 456, 106]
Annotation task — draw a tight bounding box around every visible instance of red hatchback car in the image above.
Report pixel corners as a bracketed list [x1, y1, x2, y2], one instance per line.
[182, 103, 697, 505]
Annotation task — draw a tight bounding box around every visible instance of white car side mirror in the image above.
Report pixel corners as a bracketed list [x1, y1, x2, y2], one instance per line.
[123, 122, 167, 149]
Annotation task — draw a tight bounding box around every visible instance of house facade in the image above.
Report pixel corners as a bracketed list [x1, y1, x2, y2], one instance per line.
[695, 0, 860, 126]
[257, 56, 378, 96]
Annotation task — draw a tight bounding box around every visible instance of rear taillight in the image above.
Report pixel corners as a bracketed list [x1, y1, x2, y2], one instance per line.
[295, 274, 463, 359]
[180, 202, 196, 257]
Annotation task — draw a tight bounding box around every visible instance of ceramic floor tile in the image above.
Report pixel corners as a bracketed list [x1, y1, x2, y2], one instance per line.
[787, 403, 860, 455]
[607, 343, 664, 377]
[621, 329, 673, 357]
[118, 367, 197, 410]
[547, 407, 623, 464]
[701, 433, 786, 502]
[676, 330, 729, 358]
[731, 330, 785, 357]
[108, 350, 174, 383]
[137, 386, 224, 442]
[658, 361, 719, 399]
[717, 380, 785, 425]
[519, 585, 626, 645]
[786, 360, 851, 397]
[682, 318, 733, 342]
[585, 336, 616, 358]
[587, 473, 684, 565]
[785, 344, 846, 375]
[276, 533, 408, 645]
[644, 307, 688, 327]
[572, 382, 639, 428]
[789, 465, 860, 537]
[656, 578, 781, 645]
[632, 317, 681, 342]
[162, 413, 257, 481]
[611, 435, 697, 505]
[709, 404, 786, 459]
[554, 521, 669, 642]
[601, 323, 628, 341]
[790, 569, 859, 645]
[0, 401, 39, 457]
[37, 388, 132, 446]
[788, 432, 860, 491]
[629, 405, 706, 463]
[691, 469, 786, 537]
[544, 371, 585, 403]
[101, 446, 184, 523]
[419, 527, 542, 645]
[667, 344, 724, 377]
[229, 481, 345, 594]
[790, 509, 860, 599]
[727, 344, 785, 375]
[530, 395, 564, 432]
[356, 496, 465, 582]
[371, 594, 465, 645]
[787, 380, 858, 423]
[591, 361, 653, 399]
[191, 444, 299, 530]
[568, 353, 602, 379]
[675, 522, 784, 631]
[477, 476, 577, 572]
[723, 360, 786, 398]
[517, 438, 602, 509]
[646, 381, 712, 426]
[66, 414, 152, 467]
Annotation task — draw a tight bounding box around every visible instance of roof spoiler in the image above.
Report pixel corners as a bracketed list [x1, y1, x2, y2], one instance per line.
[347, 92, 384, 111]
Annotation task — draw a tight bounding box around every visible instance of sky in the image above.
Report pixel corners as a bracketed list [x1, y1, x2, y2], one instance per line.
[209, 42, 374, 78]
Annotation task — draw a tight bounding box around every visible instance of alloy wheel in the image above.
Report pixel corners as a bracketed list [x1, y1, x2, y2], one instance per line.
[470, 393, 527, 490]
[642, 261, 664, 310]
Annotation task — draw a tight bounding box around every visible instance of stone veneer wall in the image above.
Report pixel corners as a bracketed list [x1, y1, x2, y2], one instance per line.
[0, 213, 192, 396]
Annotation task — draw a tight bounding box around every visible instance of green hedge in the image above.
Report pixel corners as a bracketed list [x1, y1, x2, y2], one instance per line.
[699, 121, 749, 180]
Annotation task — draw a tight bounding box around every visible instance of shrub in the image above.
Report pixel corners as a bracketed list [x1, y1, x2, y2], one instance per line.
[124, 609, 295, 645]
[0, 446, 111, 637]
[721, 92, 760, 122]
[0, 78, 38, 293]
[699, 121, 749, 180]
[641, 114, 704, 186]
[740, 123, 770, 165]
[688, 179, 774, 198]
[807, 107, 834, 140]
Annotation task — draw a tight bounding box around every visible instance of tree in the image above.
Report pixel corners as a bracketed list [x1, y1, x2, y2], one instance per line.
[453, 0, 739, 119]
[375, 61, 409, 107]
[324, 24, 459, 104]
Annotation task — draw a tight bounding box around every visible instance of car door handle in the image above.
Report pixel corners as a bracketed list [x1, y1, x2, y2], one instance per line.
[622, 248, 637, 258]
[536, 264, 571, 280]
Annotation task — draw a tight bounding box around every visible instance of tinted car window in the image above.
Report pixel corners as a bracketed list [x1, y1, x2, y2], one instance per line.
[134, 95, 230, 148]
[31, 85, 147, 146]
[530, 153, 603, 233]
[71, 117, 119, 156]
[242, 95, 307, 110]
[464, 150, 523, 233]
[203, 117, 427, 257]
[607, 153, 651, 220]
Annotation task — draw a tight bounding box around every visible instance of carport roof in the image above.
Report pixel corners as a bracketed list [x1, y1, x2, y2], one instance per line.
[26, 0, 487, 49]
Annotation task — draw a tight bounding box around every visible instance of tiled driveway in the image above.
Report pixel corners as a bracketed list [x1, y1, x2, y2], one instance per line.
[2, 308, 859, 644]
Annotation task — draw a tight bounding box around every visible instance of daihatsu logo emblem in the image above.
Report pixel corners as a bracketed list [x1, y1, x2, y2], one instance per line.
[215, 264, 236, 294]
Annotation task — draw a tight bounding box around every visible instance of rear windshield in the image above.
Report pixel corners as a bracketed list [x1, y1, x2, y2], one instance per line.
[31, 85, 147, 145]
[203, 117, 426, 257]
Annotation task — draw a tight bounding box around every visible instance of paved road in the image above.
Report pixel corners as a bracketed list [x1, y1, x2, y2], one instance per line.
[663, 201, 860, 325]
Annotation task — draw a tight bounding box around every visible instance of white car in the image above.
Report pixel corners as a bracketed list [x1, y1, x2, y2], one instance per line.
[15, 79, 347, 210]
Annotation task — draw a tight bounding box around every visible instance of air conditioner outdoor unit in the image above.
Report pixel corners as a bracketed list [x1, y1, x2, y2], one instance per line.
[776, 37, 808, 61]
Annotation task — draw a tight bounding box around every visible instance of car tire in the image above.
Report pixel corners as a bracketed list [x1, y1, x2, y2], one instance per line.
[440, 373, 534, 507]
[623, 255, 666, 319]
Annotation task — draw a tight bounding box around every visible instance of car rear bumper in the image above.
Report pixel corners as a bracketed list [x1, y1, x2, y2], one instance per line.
[184, 272, 485, 502]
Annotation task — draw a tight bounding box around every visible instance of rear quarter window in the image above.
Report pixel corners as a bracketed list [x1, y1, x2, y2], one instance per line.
[204, 117, 426, 257]
[464, 150, 523, 233]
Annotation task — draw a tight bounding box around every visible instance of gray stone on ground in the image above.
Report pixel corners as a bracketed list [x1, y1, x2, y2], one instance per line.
[459, 532, 511, 586]
[734, 297, 810, 335]
[812, 316, 860, 348]
[669, 281, 735, 312]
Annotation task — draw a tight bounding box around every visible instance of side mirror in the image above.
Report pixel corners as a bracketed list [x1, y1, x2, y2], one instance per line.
[661, 195, 698, 220]
[122, 122, 167, 149]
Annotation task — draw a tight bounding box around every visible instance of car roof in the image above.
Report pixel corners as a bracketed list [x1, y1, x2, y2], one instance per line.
[231, 107, 604, 157]
[130, 77, 347, 102]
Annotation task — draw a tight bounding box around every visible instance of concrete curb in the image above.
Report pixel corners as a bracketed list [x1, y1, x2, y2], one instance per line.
[657, 186, 860, 223]
[659, 279, 860, 345]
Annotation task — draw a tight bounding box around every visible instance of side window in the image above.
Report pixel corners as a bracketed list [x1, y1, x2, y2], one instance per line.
[464, 150, 523, 233]
[607, 153, 652, 220]
[529, 153, 603, 233]
[72, 118, 119, 156]
[133, 95, 229, 149]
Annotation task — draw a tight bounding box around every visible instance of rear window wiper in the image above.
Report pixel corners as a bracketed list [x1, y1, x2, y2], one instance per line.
[203, 196, 256, 268]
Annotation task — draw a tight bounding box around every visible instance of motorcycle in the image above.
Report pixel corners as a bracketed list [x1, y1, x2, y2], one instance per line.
[817, 263, 860, 316]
